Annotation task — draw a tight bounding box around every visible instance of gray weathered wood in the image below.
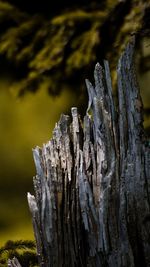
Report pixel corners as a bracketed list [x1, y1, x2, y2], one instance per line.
[8, 257, 22, 267]
[27, 40, 150, 267]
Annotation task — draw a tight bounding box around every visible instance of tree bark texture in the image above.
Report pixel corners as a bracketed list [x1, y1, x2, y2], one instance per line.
[27, 41, 150, 267]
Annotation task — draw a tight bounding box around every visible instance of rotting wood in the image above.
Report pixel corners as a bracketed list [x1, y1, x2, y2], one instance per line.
[26, 40, 150, 267]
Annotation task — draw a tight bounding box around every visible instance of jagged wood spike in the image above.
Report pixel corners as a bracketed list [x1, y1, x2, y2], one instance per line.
[27, 41, 150, 267]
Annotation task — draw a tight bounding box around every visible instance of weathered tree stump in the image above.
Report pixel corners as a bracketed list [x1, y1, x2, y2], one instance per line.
[27, 41, 150, 267]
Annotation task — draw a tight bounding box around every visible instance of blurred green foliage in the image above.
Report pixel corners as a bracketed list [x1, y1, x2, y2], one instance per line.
[0, 0, 149, 96]
[0, 240, 37, 266]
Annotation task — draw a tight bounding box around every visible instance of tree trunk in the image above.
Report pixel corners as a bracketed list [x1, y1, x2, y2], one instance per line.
[27, 40, 150, 267]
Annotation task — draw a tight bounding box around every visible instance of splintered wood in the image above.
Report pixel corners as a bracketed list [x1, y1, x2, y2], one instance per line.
[27, 41, 150, 267]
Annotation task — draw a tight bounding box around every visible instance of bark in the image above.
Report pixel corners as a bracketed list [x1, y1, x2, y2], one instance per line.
[27, 40, 150, 267]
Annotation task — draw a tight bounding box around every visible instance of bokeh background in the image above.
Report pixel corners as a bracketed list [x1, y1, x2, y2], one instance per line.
[0, 0, 150, 246]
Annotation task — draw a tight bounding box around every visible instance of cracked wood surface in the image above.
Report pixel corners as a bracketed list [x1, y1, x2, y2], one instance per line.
[27, 41, 150, 267]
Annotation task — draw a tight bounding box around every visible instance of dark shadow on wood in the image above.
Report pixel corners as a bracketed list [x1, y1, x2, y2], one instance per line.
[25, 40, 150, 267]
